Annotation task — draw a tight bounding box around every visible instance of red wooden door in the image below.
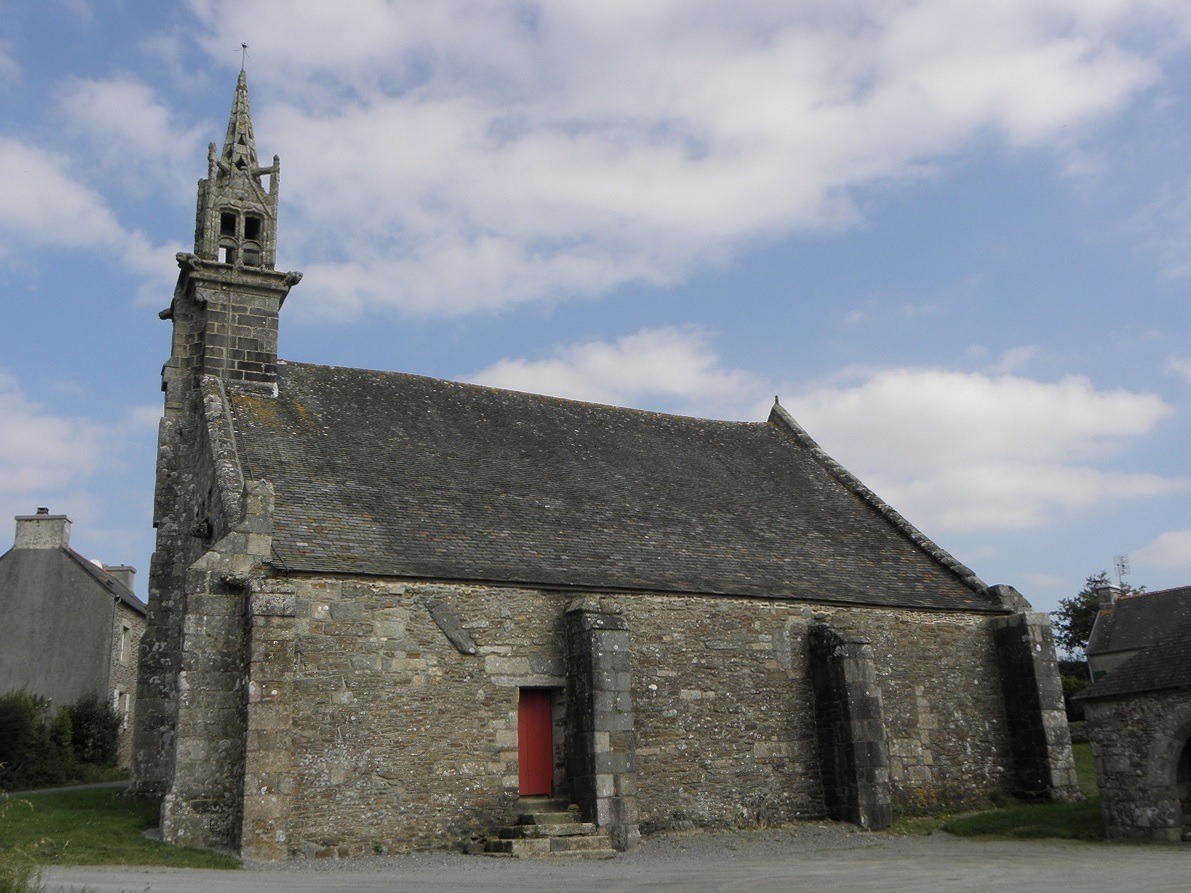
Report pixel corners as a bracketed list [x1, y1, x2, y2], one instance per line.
[518, 689, 554, 796]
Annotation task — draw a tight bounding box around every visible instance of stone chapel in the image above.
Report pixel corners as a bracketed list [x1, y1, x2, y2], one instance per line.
[130, 72, 1079, 861]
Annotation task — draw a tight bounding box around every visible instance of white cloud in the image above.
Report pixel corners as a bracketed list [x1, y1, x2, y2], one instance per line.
[57, 77, 210, 198]
[0, 137, 126, 252]
[987, 346, 1038, 375]
[1134, 529, 1191, 570]
[787, 367, 1183, 531]
[0, 42, 17, 83]
[180, 0, 1191, 316]
[1166, 355, 1191, 383]
[0, 136, 179, 296]
[0, 371, 104, 502]
[0, 370, 158, 544]
[469, 327, 764, 419]
[1129, 176, 1191, 277]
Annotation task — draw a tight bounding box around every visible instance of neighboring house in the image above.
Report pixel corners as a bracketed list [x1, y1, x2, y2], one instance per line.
[1078, 585, 1191, 841]
[1086, 584, 1191, 681]
[0, 509, 146, 766]
[130, 72, 1080, 861]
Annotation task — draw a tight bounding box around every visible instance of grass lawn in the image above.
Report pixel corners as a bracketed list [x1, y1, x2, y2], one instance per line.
[0, 788, 238, 869]
[940, 742, 1105, 841]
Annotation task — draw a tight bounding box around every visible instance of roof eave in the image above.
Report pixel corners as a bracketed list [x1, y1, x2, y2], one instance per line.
[263, 558, 1013, 614]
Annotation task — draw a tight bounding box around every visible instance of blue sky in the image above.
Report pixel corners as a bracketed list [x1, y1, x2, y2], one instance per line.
[2, 1, 1190, 616]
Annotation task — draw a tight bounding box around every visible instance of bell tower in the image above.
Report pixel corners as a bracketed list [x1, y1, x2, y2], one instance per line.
[160, 69, 301, 409]
[195, 69, 278, 269]
[133, 69, 300, 804]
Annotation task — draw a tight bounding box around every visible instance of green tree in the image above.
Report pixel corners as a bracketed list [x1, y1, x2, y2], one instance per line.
[1051, 571, 1142, 657]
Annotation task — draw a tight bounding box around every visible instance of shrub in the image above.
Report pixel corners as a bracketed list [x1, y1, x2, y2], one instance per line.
[67, 694, 119, 768]
[0, 690, 121, 790]
[0, 692, 53, 790]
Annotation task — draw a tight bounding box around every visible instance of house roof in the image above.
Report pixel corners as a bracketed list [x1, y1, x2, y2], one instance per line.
[63, 549, 146, 616]
[1078, 611, 1191, 700]
[1086, 585, 1191, 656]
[223, 361, 1005, 612]
[0, 545, 144, 616]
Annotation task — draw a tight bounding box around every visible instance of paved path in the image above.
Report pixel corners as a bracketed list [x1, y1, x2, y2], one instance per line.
[41, 826, 1191, 893]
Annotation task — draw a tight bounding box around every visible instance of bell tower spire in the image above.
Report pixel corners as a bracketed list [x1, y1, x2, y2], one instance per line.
[222, 69, 259, 172]
[193, 70, 280, 269]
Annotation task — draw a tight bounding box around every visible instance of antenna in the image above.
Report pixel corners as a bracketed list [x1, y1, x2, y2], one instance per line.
[1114, 554, 1130, 588]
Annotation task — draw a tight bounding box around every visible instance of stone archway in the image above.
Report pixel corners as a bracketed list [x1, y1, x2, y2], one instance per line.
[1139, 704, 1191, 843]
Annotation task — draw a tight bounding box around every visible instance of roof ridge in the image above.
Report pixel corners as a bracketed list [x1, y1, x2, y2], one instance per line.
[62, 546, 146, 613]
[1119, 585, 1190, 602]
[275, 359, 769, 427]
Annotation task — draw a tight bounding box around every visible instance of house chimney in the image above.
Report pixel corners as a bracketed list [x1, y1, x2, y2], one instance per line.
[13, 511, 71, 549]
[1094, 581, 1121, 610]
[103, 565, 136, 592]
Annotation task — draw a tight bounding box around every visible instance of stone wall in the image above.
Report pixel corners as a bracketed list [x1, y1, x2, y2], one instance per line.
[227, 577, 1021, 857]
[613, 598, 1012, 827]
[1084, 689, 1191, 841]
[240, 579, 553, 857]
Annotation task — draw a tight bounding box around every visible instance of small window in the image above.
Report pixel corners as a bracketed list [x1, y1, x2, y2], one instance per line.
[119, 623, 131, 663]
[220, 212, 237, 236]
[244, 215, 262, 240]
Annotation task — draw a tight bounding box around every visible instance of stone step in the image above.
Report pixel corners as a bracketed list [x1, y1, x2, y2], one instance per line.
[516, 810, 582, 825]
[516, 796, 573, 812]
[480, 800, 615, 860]
[484, 838, 550, 857]
[547, 835, 615, 853]
[500, 821, 599, 838]
[483, 844, 617, 860]
[539, 849, 618, 860]
[483, 834, 616, 859]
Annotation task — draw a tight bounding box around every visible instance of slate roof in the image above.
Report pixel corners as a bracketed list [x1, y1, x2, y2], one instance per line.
[224, 361, 1005, 612]
[1085, 586, 1191, 656]
[1078, 611, 1191, 700]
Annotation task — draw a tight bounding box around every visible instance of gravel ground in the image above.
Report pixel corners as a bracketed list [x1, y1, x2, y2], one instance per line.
[43, 823, 1191, 893]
